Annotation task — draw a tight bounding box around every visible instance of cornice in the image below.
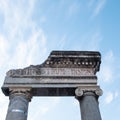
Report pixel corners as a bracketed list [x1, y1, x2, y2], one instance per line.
[6, 51, 101, 77]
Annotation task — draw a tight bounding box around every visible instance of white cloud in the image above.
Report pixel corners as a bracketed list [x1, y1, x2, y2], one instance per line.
[28, 105, 49, 120]
[101, 67, 112, 82]
[0, 0, 47, 69]
[9, 29, 47, 68]
[0, 34, 9, 68]
[105, 92, 113, 104]
[0, 1, 47, 120]
[76, 31, 102, 51]
[40, 16, 47, 23]
[0, 91, 8, 120]
[115, 91, 119, 98]
[89, 31, 102, 50]
[28, 97, 61, 120]
[0, 104, 8, 120]
[105, 91, 119, 104]
[99, 51, 114, 82]
[93, 0, 106, 17]
[67, 2, 80, 17]
[57, 35, 66, 49]
[88, 0, 106, 18]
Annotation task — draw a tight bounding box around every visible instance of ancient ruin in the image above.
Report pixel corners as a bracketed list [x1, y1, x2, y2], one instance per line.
[2, 51, 103, 120]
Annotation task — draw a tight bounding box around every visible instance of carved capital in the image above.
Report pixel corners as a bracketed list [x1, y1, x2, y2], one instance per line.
[75, 87, 84, 97]
[9, 88, 32, 101]
[95, 89, 103, 96]
[75, 87, 103, 99]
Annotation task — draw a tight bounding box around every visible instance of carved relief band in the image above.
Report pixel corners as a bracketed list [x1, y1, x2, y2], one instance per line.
[7, 68, 94, 77]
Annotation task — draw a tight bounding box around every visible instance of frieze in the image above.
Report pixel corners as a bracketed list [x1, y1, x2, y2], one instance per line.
[6, 68, 94, 77]
[7, 67, 95, 77]
[40, 68, 94, 76]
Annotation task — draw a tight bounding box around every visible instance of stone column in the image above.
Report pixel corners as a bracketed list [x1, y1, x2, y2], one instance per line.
[75, 88, 103, 120]
[6, 88, 32, 120]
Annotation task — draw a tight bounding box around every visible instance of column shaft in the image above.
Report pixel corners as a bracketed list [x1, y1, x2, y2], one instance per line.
[78, 92, 102, 120]
[6, 95, 29, 120]
[5, 88, 32, 120]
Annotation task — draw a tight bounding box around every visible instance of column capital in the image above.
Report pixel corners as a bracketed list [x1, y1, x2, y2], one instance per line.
[9, 87, 32, 101]
[75, 87, 103, 98]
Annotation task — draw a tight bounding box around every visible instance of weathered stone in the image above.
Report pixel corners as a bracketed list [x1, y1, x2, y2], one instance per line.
[6, 51, 101, 77]
[1, 51, 103, 120]
[2, 51, 101, 96]
[6, 88, 31, 120]
[76, 91, 102, 120]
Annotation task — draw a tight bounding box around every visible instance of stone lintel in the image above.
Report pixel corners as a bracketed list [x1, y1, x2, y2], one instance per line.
[2, 85, 101, 97]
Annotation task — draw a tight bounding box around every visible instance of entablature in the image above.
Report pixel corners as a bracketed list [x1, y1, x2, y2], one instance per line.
[2, 51, 101, 96]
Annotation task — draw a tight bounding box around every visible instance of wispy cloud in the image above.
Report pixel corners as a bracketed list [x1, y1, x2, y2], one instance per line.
[76, 31, 102, 51]
[105, 91, 119, 104]
[0, 91, 8, 120]
[0, 1, 47, 120]
[105, 92, 113, 104]
[57, 35, 67, 49]
[28, 97, 61, 120]
[0, 0, 47, 69]
[67, 2, 80, 17]
[99, 51, 115, 82]
[59, 1, 80, 18]
[9, 29, 47, 68]
[92, 0, 106, 17]
[0, 34, 9, 68]
[88, 0, 106, 18]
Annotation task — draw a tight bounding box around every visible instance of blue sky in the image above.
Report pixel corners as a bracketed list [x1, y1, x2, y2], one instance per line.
[0, 0, 120, 120]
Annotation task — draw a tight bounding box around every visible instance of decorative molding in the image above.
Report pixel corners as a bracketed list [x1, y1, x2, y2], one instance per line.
[95, 89, 103, 96]
[6, 68, 95, 77]
[75, 87, 84, 97]
[75, 87, 103, 98]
